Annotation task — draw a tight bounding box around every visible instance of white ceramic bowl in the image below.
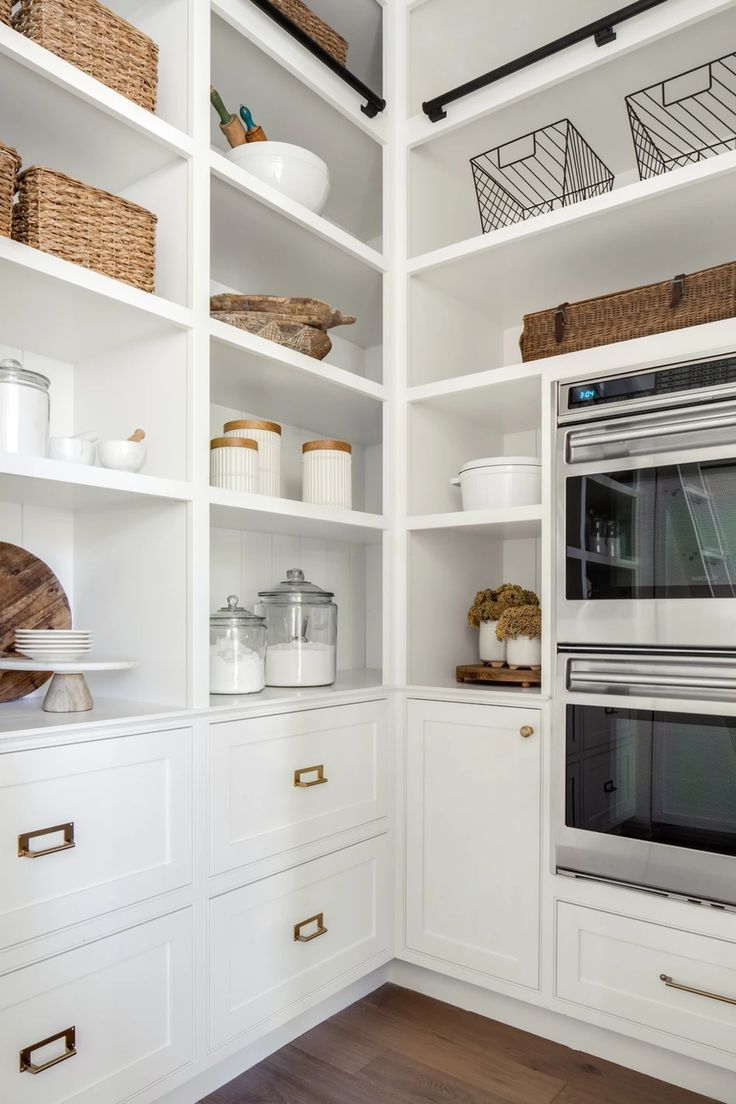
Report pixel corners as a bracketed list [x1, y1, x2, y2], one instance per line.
[226, 141, 330, 214]
[48, 437, 95, 465]
[97, 440, 147, 473]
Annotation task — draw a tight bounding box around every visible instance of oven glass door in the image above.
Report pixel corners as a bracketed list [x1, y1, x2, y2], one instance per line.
[566, 704, 736, 856]
[565, 458, 736, 600]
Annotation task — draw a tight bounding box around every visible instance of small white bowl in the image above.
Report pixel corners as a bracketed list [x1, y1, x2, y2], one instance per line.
[226, 141, 330, 214]
[48, 437, 96, 465]
[97, 440, 147, 473]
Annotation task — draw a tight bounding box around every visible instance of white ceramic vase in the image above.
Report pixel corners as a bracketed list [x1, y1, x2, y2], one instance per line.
[506, 635, 542, 670]
[479, 620, 506, 666]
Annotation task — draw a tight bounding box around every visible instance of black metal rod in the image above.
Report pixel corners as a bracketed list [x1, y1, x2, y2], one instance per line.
[245, 0, 386, 118]
[422, 0, 672, 122]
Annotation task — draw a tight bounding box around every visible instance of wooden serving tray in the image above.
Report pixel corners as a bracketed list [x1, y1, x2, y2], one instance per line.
[456, 663, 541, 689]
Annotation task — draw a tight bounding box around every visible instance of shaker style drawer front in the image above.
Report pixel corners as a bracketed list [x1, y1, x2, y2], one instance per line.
[0, 909, 193, 1104]
[0, 728, 193, 946]
[557, 903, 736, 1056]
[209, 701, 387, 875]
[209, 835, 390, 1048]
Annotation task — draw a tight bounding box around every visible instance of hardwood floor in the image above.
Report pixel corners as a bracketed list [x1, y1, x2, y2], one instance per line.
[198, 984, 719, 1104]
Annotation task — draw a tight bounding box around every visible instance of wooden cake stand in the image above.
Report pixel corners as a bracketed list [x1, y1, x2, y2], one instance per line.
[0, 659, 138, 712]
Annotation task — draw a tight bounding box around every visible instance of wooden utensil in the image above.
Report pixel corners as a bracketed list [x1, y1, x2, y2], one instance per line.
[239, 104, 268, 142]
[0, 542, 72, 702]
[127, 428, 145, 442]
[210, 86, 247, 148]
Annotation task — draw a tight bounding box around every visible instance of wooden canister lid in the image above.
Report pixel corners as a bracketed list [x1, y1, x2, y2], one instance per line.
[224, 419, 282, 435]
[210, 436, 258, 450]
[302, 439, 352, 454]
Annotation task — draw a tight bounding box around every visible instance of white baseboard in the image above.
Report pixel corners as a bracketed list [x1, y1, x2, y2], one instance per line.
[148, 958, 736, 1104]
[388, 961, 736, 1104]
[150, 964, 391, 1104]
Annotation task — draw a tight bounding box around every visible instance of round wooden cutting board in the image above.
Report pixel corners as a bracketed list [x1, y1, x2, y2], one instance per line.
[0, 542, 72, 702]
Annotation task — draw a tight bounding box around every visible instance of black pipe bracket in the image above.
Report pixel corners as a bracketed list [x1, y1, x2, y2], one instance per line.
[422, 0, 671, 123]
[245, 0, 386, 117]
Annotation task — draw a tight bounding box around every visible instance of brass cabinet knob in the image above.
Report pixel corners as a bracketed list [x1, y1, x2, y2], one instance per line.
[520, 725, 534, 738]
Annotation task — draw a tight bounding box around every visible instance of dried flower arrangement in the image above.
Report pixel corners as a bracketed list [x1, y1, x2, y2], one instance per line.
[496, 604, 542, 642]
[467, 583, 539, 627]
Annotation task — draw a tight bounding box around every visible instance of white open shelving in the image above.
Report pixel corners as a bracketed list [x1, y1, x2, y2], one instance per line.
[0, 0, 389, 718]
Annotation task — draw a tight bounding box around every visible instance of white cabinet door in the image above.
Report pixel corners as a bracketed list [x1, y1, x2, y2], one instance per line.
[0, 908, 193, 1104]
[557, 902, 736, 1057]
[0, 728, 193, 946]
[209, 835, 390, 1048]
[210, 701, 387, 874]
[405, 699, 541, 989]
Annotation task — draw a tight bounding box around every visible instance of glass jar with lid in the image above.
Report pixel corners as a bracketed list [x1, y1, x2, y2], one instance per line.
[0, 359, 50, 456]
[256, 568, 337, 687]
[210, 594, 266, 694]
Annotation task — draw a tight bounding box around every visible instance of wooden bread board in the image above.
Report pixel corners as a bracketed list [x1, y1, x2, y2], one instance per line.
[0, 542, 72, 701]
[209, 294, 355, 331]
[456, 663, 541, 689]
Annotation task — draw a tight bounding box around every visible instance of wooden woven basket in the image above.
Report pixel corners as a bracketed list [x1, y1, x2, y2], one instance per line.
[0, 0, 11, 25]
[0, 143, 21, 239]
[271, 0, 348, 65]
[12, 0, 158, 112]
[13, 167, 157, 292]
[520, 262, 736, 361]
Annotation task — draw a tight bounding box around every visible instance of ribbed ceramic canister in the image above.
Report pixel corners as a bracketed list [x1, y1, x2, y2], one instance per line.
[210, 437, 258, 493]
[302, 439, 352, 510]
[224, 419, 281, 497]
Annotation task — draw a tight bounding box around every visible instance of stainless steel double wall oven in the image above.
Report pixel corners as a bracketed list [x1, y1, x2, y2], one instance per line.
[555, 354, 736, 908]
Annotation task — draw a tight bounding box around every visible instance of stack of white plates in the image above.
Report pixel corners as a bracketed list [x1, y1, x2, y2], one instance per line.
[15, 629, 92, 662]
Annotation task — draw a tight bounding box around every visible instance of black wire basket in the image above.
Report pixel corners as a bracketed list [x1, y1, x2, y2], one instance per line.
[470, 119, 614, 234]
[627, 52, 736, 180]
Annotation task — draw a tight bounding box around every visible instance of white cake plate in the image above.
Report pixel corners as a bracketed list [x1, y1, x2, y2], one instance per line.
[0, 659, 138, 713]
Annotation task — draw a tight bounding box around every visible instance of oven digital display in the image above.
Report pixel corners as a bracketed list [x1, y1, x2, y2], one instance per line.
[569, 372, 657, 407]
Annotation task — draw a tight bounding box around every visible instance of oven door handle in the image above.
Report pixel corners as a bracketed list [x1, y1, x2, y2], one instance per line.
[569, 408, 736, 450]
[569, 671, 736, 692]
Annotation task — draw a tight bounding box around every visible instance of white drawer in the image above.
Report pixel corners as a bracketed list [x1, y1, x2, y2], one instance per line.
[0, 728, 193, 946]
[209, 701, 387, 875]
[0, 908, 193, 1104]
[557, 902, 736, 1056]
[209, 834, 390, 1048]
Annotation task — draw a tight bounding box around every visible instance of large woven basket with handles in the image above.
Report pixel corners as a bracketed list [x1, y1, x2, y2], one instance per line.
[12, 0, 158, 112]
[13, 166, 157, 292]
[270, 0, 348, 65]
[0, 143, 21, 238]
[520, 262, 736, 361]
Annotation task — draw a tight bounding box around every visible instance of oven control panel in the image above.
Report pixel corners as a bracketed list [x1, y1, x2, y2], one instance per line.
[566, 355, 736, 410]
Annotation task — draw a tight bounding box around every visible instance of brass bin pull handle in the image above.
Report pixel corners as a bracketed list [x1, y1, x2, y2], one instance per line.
[294, 912, 328, 942]
[20, 1026, 77, 1074]
[660, 973, 736, 1006]
[18, 822, 75, 859]
[520, 725, 534, 738]
[293, 764, 328, 788]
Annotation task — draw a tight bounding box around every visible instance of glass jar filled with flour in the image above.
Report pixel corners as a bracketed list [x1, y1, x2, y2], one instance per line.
[210, 595, 266, 694]
[257, 569, 337, 686]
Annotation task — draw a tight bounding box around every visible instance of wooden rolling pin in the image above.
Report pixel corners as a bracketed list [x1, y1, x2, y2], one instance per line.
[210, 86, 247, 148]
[239, 105, 268, 142]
